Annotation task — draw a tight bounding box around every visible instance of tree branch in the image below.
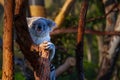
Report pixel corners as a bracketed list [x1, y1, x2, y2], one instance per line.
[86, 3, 119, 23]
[56, 57, 76, 77]
[51, 28, 120, 36]
[54, 0, 76, 29]
[0, 0, 4, 6]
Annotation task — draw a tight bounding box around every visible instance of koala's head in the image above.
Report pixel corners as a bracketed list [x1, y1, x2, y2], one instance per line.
[27, 17, 56, 37]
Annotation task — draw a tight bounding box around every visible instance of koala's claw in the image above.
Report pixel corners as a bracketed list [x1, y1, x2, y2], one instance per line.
[39, 41, 53, 50]
[46, 42, 55, 50]
[39, 41, 48, 49]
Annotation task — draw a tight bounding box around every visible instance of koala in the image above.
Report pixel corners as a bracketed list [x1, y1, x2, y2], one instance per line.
[27, 17, 56, 61]
[27, 17, 56, 80]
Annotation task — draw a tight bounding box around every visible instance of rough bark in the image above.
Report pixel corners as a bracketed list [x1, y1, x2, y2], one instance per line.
[75, 0, 88, 80]
[54, 0, 76, 29]
[97, 0, 118, 80]
[14, 0, 50, 80]
[2, 0, 14, 80]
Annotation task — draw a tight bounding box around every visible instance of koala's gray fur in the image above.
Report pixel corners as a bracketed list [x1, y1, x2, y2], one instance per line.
[27, 17, 56, 61]
[27, 17, 56, 80]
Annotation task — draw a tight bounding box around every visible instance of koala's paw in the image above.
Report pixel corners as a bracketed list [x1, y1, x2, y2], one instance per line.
[39, 41, 55, 61]
[39, 41, 53, 50]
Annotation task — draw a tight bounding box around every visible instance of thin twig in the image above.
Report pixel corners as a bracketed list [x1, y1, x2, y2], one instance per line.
[86, 3, 119, 23]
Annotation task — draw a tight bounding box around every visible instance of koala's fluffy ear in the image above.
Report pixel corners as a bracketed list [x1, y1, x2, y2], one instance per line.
[39, 17, 56, 31]
[46, 19, 56, 32]
[26, 18, 31, 24]
[26, 17, 40, 27]
[26, 17, 33, 27]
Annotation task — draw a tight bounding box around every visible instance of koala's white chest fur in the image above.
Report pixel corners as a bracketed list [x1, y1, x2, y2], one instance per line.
[30, 34, 50, 45]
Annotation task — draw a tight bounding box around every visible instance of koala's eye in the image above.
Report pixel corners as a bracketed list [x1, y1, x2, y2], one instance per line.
[43, 24, 45, 27]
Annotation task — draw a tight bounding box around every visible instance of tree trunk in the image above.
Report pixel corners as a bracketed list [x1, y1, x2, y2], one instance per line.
[2, 0, 14, 80]
[93, 23, 104, 65]
[96, 35, 104, 65]
[14, 0, 50, 80]
[85, 35, 94, 62]
[75, 0, 88, 80]
[28, 0, 46, 17]
[97, 0, 118, 80]
[112, 66, 119, 80]
[0, 0, 4, 6]
[25, 0, 47, 79]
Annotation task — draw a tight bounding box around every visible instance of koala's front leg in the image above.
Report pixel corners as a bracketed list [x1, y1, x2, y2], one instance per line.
[39, 41, 55, 61]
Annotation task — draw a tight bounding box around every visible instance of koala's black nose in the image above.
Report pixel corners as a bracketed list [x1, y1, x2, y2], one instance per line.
[37, 25, 42, 31]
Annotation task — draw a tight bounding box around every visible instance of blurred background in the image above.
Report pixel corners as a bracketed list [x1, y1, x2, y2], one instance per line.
[0, 0, 120, 80]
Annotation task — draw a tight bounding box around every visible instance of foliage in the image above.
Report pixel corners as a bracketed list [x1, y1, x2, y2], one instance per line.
[15, 72, 25, 80]
[62, 15, 79, 27]
[84, 61, 98, 80]
[52, 33, 77, 67]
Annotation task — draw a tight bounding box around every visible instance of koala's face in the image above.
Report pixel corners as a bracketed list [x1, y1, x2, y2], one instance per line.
[27, 17, 56, 37]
